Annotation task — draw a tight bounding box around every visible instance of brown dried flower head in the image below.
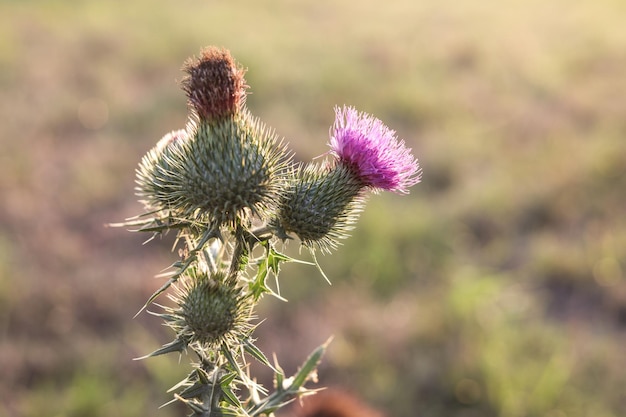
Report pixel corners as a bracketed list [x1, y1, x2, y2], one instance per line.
[181, 46, 248, 122]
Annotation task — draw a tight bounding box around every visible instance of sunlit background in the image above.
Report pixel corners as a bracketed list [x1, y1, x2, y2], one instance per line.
[1, 1, 625, 416]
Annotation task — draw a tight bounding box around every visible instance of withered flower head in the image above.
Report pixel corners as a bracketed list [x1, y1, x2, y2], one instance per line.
[181, 46, 248, 122]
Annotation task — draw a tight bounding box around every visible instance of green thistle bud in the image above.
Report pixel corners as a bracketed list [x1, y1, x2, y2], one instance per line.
[135, 129, 189, 212]
[168, 269, 253, 349]
[274, 161, 365, 253]
[144, 112, 289, 225]
[181, 46, 247, 122]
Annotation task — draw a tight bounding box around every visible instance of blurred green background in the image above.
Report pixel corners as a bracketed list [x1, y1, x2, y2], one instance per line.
[1, 0, 625, 416]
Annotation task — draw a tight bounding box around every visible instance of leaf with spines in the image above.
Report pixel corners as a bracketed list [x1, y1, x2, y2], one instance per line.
[250, 242, 314, 301]
[134, 338, 186, 360]
[288, 338, 330, 390]
[245, 340, 330, 416]
[220, 372, 242, 408]
[134, 228, 219, 317]
[243, 338, 276, 372]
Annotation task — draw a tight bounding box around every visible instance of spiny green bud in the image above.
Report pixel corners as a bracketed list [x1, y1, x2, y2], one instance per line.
[181, 46, 247, 122]
[169, 269, 253, 349]
[146, 112, 289, 225]
[134, 111, 290, 225]
[135, 129, 189, 212]
[274, 161, 365, 253]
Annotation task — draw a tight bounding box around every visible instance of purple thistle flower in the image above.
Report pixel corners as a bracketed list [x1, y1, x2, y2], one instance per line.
[330, 106, 421, 193]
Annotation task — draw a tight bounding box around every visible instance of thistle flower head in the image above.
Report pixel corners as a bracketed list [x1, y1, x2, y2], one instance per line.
[181, 46, 248, 122]
[136, 112, 291, 226]
[330, 105, 421, 193]
[274, 162, 364, 253]
[167, 269, 253, 350]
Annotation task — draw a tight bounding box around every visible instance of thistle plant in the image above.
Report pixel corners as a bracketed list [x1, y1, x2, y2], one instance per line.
[114, 46, 421, 416]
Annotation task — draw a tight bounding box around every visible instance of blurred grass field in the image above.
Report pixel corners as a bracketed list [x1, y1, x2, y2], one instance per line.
[1, 0, 626, 416]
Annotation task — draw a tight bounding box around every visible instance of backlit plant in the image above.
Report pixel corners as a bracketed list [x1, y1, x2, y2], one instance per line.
[114, 46, 421, 416]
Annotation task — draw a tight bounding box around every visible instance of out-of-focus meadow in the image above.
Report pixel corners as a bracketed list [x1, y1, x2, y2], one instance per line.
[1, 0, 625, 416]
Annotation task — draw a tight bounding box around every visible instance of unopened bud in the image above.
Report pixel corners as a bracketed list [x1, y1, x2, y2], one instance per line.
[135, 129, 189, 211]
[171, 270, 253, 349]
[136, 113, 290, 226]
[275, 162, 365, 253]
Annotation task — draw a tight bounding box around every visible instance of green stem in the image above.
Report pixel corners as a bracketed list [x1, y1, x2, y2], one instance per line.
[229, 223, 250, 280]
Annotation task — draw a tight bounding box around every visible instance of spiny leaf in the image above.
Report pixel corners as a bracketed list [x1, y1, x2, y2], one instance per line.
[221, 343, 245, 379]
[249, 257, 271, 300]
[289, 338, 331, 390]
[135, 228, 219, 317]
[250, 244, 314, 302]
[220, 382, 242, 408]
[134, 274, 179, 318]
[177, 381, 209, 400]
[244, 339, 276, 372]
[219, 371, 238, 387]
[134, 338, 186, 360]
